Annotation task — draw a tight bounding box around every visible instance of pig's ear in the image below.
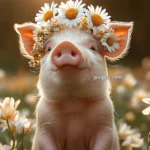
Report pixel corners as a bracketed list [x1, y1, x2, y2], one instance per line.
[101, 22, 134, 60]
[14, 23, 37, 59]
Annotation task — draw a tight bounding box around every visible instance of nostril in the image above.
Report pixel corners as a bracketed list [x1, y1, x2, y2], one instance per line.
[71, 51, 76, 57]
[58, 52, 61, 57]
[55, 52, 61, 58]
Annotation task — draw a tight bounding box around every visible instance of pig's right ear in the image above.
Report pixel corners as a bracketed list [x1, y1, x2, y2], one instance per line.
[100, 22, 134, 61]
[14, 23, 37, 59]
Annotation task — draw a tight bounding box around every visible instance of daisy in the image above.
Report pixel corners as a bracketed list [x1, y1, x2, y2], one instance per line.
[101, 30, 120, 52]
[58, 0, 85, 28]
[35, 2, 57, 26]
[85, 5, 111, 35]
[123, 73, 137, 88]
[118, 121, 143, 149]
[118, 122, 138, 138]
[142, 98, 150, 115]
[15, 116, 31, 135]
[122, 133, 144, 149]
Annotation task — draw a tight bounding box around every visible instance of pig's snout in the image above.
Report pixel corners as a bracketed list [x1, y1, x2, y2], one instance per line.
[51, 41, 82, 68]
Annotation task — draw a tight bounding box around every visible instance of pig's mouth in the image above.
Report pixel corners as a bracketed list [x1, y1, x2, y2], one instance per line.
[60, 65, 87, 70]
[51, 65, 87, 72]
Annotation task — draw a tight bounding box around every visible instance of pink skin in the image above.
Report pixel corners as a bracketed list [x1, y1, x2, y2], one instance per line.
[51, 41, 82, 68]
[14, 22, 133, 150]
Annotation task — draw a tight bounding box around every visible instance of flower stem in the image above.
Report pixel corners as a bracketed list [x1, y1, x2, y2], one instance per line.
[21, 129, 25, 150]
[6, 120, 15, 150]
[21, 134, 24, 150]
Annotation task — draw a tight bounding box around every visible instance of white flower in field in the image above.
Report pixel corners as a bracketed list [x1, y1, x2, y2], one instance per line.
[85, 5, 111, 35]
[0, 111, 19, 133]
[116, 85, 126, 95]
[122, 133, 144, 148]
[118, 121, 144, 149]
[35, 2, 58, 26]
[58, 0, 85, 28]
[0, 97, 20, 120]
[131, 89, 148, 109]
[118, 122, 138, 138]
[0, 143, 10, 150]
[20, 108, 30, 117]
[142, 98, 150, 115]
[101, 29, 120, 52]
[135, 89, 148, 101]
[1, 120, 16, 133]
[15, 117, 31, 135]
[123, 73, 137, 88]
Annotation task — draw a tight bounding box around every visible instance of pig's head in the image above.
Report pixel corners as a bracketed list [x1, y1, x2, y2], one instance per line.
[15, 22, 133, 100]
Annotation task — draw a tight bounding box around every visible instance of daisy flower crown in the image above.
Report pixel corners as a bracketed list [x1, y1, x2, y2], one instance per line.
[30, 0, 120, 67]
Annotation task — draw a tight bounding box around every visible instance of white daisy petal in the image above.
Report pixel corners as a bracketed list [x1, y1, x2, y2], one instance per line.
[142, 106, 150, 115]
[101, 8, 106, 14]
[142, 98, 150, 104]
[44, 3, 49, 10]
[114, 43, 120, 50]
[97, 6, 102, 14]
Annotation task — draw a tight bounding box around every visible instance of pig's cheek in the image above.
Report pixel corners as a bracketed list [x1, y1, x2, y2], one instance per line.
[44, 53, 58, 71]
[90, 54, 106, 76]
[77, 54, 88, 70]
[78, 49, 94, 69]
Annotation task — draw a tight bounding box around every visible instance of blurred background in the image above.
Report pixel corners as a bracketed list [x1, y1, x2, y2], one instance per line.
[0, 0, 150, 71]
[0, 0, 150, 149]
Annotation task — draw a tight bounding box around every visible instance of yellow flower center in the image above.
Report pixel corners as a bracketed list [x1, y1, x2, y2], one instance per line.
[138, 94, 147, 101]
[66, 8, 78, 20]
[82, 22, 87, 29]
[106, 37, 114, 46]
[41, 26, 45, 30]
[44, 10, 53, 21]
[81, 17, 88, 29]
[124, 81, 133, 88]
[91, 14, 103, 26]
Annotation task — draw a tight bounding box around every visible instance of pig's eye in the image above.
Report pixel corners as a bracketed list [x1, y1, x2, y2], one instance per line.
[90, 46, 96, 51]
[47, 47, 51, 52]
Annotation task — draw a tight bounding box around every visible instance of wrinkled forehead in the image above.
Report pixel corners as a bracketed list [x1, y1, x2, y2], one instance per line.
[50, 28, 96, 44]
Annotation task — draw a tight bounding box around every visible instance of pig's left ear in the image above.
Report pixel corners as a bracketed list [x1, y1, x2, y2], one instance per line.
[14, 23, 38, 59]
[101, 22, 134, 60]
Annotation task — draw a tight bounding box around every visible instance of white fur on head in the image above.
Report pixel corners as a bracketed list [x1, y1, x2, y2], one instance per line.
[14, 22, 38, 59]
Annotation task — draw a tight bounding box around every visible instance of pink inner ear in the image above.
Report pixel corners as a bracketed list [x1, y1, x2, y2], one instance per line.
[17, 26, 35, 56]
[100, 22, 133, 59]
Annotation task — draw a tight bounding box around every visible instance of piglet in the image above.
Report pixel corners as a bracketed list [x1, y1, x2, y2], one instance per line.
[15, 21, 133, 150]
